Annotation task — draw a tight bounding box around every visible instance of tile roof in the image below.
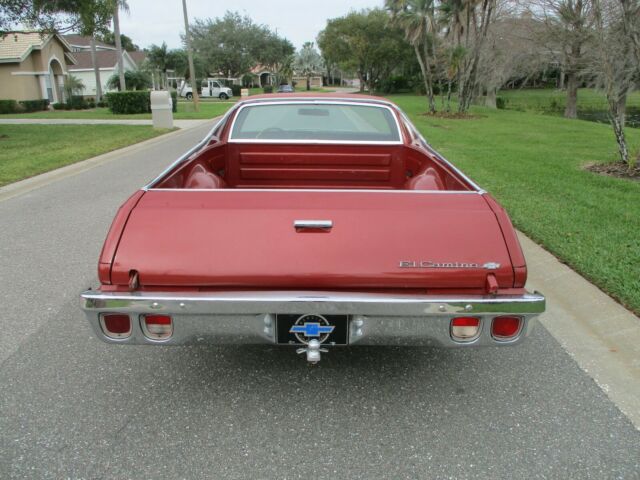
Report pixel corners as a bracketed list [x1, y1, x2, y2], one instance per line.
[0, 32, 48, 61]
[68, 50, 119, 70]
[128, 51, 147, 66]
[63, 34, 114, 50]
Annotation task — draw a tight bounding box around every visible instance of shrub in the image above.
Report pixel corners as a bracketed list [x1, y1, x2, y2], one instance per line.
[263, 85, 273, 94]
[96, 100, 107, 108]
[52, 103, 67, 110]
[105, 90, 151, 114]
[0, 99, 19, 114]
[231, 84, 242, 97]
[87, 98, 96, 109]
[19, 99, 49, 112]
[170, 90, 177, 113]
[69, 95, 88, 110]
[496, 97, 507, 110]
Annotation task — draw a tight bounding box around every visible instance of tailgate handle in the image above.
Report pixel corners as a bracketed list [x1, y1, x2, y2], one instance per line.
[294, 220, 333, 232]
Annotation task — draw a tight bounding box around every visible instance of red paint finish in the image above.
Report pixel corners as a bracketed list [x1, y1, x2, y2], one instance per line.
[110, 190, 514, 289]
[97, 190, 145, 284]
[94, 94, 529, 294]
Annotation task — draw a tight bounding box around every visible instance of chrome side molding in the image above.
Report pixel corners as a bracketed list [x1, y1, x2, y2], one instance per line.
[294, 220, 333, 232]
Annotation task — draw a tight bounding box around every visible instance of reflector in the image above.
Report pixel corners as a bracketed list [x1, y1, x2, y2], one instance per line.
[492, 316, 522, 339]
[142, 315, 173, 339]
[451, 317, 480, 341]
[100, 314, 131, 339]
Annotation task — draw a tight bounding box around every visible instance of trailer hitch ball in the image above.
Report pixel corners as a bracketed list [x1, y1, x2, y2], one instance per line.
[296, 339, 328, 364]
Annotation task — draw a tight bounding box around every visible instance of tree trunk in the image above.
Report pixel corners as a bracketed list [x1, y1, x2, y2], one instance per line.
[90, 36, 102, 103]
[113, 5, 126, 91]
[485, 88, 497, 109]
[182, 0, 199, 110]
[564, 72, 578, 119]
[414, 44, 435, 114]
[306, 75, 310, 91]
[559, 69, 565, 90]
[617, 93, 627, 129]
[609, 110, 629, 165]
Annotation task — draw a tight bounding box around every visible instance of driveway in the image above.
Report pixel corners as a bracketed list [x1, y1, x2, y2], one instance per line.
[0, 122, 638, 479]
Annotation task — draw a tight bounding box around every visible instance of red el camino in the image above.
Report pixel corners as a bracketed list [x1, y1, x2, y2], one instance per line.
[81, 94, 545, 363]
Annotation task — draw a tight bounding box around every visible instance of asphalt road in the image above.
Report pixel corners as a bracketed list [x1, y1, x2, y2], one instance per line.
[1, 123, 638, 480]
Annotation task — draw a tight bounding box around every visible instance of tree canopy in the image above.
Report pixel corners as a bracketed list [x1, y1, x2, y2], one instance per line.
[190, 11, 293, 78]
[318, 9, 413, 93]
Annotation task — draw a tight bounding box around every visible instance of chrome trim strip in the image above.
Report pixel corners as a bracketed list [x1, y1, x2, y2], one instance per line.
[142, 106, 239, 190]
[396, 108, 484, 193]
[146, 188, 482, 195]
[227, 101, 404, 145]
[82, 290, 546, 317]
[294, 220, 333, 230]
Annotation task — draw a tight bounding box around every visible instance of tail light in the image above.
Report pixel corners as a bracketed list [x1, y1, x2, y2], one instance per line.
[100, 314, 131, 339]
[492, 316, 522, 340]
[451, 317, 481, 341]
[141, 314, 173, 340]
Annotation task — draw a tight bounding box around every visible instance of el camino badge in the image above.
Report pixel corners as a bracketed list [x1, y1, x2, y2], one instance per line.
[399, 261, 501, 270]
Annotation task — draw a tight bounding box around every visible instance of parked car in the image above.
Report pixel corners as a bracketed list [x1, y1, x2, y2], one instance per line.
[277, 84, 294, 93]
[81, 93, 545, 363]
[179, 78, 233, 100]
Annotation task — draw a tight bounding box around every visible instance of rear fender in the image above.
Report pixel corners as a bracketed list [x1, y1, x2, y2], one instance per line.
[97, 190, 145, 284]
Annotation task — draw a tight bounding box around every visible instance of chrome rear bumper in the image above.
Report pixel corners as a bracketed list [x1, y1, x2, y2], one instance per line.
[81, 290, 545, 347]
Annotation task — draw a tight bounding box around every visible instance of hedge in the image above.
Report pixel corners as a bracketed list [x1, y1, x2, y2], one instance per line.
[105, 90, 151, 114]
[105, 90, 178, 114]
[20, 99, 49, 112]
[263, 85, 273, 94]
[0, 99, 19, 114]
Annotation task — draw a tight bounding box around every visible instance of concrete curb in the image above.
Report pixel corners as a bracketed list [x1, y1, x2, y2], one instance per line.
[0, 121, 213, 203]
[520, 232, 640, 430]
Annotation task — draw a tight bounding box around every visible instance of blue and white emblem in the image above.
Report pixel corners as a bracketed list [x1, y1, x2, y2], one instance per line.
[290, 314, 334, 344]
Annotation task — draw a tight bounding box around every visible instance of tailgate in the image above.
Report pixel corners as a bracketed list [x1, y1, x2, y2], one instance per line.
[111, 190, 514, 289]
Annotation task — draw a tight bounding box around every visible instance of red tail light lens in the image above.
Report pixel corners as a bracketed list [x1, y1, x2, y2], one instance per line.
[451, 317, 481, 341]
[492, 316, 522, 340]
[142, 314, 173, 340]
[100, 314, 131, 339]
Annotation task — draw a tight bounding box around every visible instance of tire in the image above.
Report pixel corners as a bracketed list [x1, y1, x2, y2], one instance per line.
[219, 93, 229, 100]
[186, 93, 193, 100]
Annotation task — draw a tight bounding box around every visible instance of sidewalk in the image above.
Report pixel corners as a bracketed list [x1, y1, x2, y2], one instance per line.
[520, 232, 640, 429]
[0, 118, 209, 129]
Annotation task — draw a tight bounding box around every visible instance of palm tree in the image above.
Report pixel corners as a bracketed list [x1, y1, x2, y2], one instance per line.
[90, 36, 102, 103]
[293, 42, 324, 91]
[387, 0, 438, 113]
[64, 75, 85, 102]
[112, 0, 129, 91]
[148, 42, 170, 89]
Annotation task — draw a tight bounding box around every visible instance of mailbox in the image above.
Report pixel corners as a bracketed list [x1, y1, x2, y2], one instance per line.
[150, 90, 173, 129]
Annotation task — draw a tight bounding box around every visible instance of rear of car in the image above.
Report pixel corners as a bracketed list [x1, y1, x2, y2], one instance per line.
[82, 95, 544, 362]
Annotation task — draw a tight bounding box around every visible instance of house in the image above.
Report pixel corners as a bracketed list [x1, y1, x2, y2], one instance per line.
[0, 32, 76, 103]
[63, 35, 146, 97]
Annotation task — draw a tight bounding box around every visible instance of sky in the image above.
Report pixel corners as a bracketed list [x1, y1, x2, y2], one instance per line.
[118, 0, 381, 51]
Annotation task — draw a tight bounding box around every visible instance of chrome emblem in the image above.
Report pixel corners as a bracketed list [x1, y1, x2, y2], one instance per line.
[399, 261, 500, 270]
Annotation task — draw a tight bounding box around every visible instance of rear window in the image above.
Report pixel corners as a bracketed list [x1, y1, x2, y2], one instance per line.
[229, 103, 401, 143]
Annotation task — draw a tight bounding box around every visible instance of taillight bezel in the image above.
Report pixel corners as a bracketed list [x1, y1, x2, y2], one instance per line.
[140, 314, 173, 341]
[99, 313, 132, 339]
[491, 315, 524, 341]
[450, 316, 482, 343]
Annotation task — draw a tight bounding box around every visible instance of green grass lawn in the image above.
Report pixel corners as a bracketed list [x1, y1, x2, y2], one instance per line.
[390, 94, 640, 315]
[0, 101, 232, 120]
[0, 124, 169, 186]
[499, 88, 640, 113]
